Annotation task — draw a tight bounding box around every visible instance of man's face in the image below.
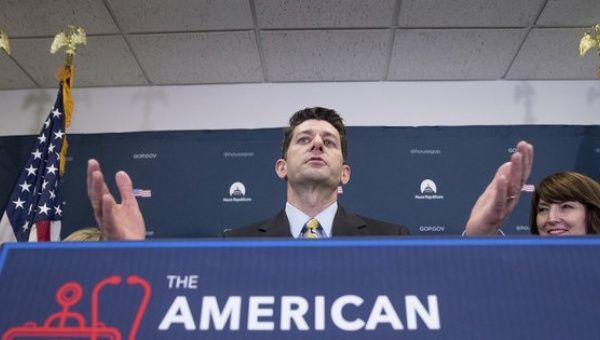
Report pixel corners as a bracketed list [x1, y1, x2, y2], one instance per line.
[276, 119, 350, 188]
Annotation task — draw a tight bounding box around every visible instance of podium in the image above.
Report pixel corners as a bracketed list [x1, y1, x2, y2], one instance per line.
[1, 237, 599, 339]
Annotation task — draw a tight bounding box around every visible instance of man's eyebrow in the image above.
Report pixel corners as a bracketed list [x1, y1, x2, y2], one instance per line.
[295, 128, 338, 139]
[320, 131, 337, 138]
[295, 129, 314, 137]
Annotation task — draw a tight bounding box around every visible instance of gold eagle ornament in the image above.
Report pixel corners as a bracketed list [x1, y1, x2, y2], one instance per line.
[50, 25, 86, 65]
[579, 24, 600, 78]
[0, 30, 10, 55]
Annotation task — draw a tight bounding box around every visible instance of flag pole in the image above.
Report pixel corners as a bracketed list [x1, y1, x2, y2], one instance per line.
[50, 25, 86, 175]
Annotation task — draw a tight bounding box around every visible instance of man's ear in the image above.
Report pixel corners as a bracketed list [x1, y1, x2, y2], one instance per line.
[341, 164, 351, 185]
[275, 159, 287, 179]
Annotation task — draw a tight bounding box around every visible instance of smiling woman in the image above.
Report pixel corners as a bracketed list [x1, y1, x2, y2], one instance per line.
[530, 172, 600, 235]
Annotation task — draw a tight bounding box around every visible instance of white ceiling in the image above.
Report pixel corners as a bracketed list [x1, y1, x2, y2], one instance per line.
[0, 0, 599, 89]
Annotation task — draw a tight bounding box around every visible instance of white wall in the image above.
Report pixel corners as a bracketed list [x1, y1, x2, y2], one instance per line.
[0, 80, 599, 136]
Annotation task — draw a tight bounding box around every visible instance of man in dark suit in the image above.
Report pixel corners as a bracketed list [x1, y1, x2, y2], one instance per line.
[87, 107, 410, 239]
[223, 107, 409, 238]
[86, 107, 530, 239]
[224, 202, 409, 237]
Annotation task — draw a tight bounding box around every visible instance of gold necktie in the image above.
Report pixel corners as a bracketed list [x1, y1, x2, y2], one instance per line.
[303, 218, 322, 239]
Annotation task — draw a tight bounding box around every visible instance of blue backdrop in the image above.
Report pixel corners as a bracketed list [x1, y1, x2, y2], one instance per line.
[1, 125, 599, 238]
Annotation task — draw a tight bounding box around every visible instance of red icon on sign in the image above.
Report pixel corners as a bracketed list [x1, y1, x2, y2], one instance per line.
[3, 275, 151, 340]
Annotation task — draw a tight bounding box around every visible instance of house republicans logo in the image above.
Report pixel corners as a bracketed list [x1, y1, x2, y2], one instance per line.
[3, 275, 151, 339]
[414, 179, 444, 200]
[223, 181, 252, 203]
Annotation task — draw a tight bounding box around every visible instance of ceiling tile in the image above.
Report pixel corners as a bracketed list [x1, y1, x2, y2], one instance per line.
[107, 0, 253, 32]
[262, 30, 389, 81]
[71, 36, 148, 87]
[11, 36, 147, 87]
[128, 32, 262, 84]
[398, 0, 545, 27]
[255, 0, 396, 28]
[0, 53, 36, 89]
[0, 0, 598, 90]
[0, 0, 118, 37]
[10, 38, 76, 88]
[537, 0, 600, 26]
[506, 28, 598, 80]
[388, 29, 526, 80]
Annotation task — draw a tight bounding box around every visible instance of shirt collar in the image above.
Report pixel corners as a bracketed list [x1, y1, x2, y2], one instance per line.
[285, 201, 338, 238]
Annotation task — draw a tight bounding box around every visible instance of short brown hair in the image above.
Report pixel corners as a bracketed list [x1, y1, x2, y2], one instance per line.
[529, 171, 600, 234]
[281, 107, 348, 161]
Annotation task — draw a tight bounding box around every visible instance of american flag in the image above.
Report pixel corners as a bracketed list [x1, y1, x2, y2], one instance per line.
[521, 184, 535, 192]
[0, 87, 66, 243]
[133, 189, 152, 198]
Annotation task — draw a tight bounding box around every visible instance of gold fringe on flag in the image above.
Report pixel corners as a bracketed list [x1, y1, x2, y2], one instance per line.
[56, 65, 74, 176]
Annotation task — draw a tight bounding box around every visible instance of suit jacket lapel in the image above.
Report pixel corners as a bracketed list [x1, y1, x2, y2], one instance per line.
[256, 209, 293, 237]
[257, 206, 368, 237]
[332, 206, 367, 236]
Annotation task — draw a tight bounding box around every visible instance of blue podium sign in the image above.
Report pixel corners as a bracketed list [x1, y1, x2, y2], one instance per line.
[1, 238, 599, 339]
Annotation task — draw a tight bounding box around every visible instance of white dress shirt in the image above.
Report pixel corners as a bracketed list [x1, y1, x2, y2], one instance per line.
[285, 201, 338, 238]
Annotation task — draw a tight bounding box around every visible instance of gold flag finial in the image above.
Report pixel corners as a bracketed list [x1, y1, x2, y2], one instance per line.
[50, 25, 86, 66]
[0, 30, 10, 55]
[579, 24, 600, 57]
[579, 24, 600, 78]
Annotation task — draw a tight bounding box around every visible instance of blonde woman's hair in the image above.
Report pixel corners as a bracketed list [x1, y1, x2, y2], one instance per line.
[63, 227, 106, 241]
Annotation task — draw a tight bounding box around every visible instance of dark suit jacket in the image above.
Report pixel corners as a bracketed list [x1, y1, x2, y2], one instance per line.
[222, 206, 410, 237]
